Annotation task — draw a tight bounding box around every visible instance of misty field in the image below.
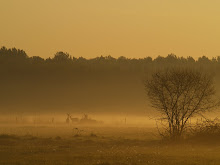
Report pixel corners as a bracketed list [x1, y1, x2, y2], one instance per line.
[0, 124, 220, 165]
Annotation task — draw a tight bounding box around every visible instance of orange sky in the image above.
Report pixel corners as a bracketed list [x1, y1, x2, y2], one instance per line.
[1, 0, 220, 59]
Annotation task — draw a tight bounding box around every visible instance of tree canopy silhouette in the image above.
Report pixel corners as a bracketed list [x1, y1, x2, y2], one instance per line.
[1, 46, 220, 113]
[145, 68, 220, 139]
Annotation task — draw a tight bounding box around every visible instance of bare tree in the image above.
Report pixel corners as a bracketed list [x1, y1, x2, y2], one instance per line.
[145, 68, 219, 139]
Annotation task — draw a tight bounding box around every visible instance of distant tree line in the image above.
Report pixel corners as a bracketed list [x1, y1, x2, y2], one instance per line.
[1, 46, 220, 70]
[1, 46, 220, 113]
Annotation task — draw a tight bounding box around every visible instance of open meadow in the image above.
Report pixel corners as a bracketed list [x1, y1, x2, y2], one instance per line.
[0, 122, 220, 165]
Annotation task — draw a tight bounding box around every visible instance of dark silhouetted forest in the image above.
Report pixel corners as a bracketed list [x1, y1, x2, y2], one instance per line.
[1, 46, 220, 114]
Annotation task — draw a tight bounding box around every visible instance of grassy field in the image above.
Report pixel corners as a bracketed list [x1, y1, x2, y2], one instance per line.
[0, 125, 220, 165]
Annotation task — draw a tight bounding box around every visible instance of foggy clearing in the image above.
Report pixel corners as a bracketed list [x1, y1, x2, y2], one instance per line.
[1, 116, 220, 165]
[1, 48, 220, 164]
[0, 111, 220, 164]
[2, 0, 220, 164]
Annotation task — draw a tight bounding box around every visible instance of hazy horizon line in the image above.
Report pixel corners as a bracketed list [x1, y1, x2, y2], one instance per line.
[1, 46, 219, 61]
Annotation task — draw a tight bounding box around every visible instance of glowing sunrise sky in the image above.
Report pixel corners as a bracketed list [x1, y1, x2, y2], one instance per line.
[1, 0, 220, 59]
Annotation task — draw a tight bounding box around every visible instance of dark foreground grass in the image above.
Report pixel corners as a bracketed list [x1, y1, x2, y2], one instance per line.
[0, 133, 220, 165]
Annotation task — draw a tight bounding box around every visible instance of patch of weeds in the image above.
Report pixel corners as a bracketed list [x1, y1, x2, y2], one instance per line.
[188, 118, 220, 143]
[0, 134, 19, 140]
[55, 136, 61, 140]
[94, 162, 111, 165]
[90, 133, 97, 137]
[23, 134, 37, 140]
[73, 134, 81, 137]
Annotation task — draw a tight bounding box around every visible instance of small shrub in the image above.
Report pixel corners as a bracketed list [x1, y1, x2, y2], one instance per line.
[189, 118, 220, 141]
